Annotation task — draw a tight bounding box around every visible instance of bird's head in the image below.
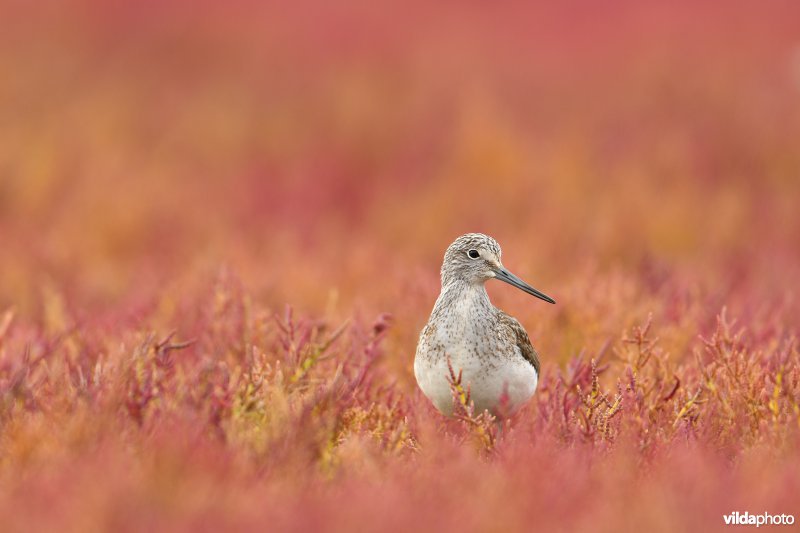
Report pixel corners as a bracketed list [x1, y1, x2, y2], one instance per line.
[441, 233, 555, 304]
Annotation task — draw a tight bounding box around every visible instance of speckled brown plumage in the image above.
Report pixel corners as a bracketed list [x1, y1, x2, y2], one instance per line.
[496, 311, 540, 375]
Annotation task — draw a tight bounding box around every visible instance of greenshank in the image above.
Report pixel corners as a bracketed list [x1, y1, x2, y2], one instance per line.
[414, 233, 555, 416]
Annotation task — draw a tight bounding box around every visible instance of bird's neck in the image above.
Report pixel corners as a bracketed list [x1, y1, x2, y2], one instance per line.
[432, 280, 493, 318]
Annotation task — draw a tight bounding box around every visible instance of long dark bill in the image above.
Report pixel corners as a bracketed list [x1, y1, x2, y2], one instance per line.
[494, 268, 556, 304]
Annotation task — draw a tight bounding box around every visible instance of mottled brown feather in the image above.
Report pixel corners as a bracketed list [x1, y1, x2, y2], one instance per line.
[497, 311, 540, 375]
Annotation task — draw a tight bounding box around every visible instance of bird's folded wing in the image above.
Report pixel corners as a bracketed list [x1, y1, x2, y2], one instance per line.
[497, 311, 540, 375]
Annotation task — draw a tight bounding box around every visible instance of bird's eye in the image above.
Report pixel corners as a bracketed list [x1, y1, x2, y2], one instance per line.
[467, 249, 480, 259]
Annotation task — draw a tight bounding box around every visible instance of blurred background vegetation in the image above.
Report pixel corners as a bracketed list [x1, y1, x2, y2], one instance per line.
[2, 3, 800, 531]
[1, 0, 799, 370]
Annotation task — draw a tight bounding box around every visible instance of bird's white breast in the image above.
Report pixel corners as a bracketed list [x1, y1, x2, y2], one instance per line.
[414, 349, 537, 416]
[414, 288, 538, 416]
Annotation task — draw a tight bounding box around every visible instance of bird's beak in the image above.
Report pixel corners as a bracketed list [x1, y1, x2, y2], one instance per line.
[493, 266, 556, 304]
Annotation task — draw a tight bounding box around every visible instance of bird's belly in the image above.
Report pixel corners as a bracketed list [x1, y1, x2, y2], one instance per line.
[415, 348, 538, 416]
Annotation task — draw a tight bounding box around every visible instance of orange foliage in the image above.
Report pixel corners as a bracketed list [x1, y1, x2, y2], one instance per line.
[1, 1, 799, 531]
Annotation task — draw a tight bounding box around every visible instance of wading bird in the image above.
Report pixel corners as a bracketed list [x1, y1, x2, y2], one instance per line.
[415, 233, 555, 416]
